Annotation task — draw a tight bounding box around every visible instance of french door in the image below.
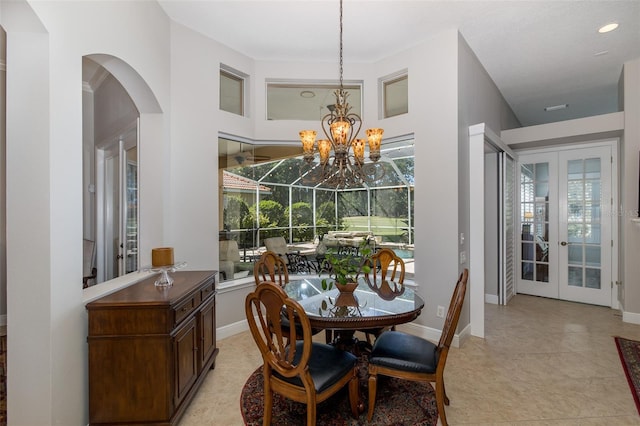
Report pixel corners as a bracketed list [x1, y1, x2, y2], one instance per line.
[96, 121, 139, 282]
[517, 144, 615, 306]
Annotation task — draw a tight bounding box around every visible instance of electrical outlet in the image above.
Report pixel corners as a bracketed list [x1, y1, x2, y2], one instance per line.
[436, 305, 445, 318]
[459, 251, 466, 264]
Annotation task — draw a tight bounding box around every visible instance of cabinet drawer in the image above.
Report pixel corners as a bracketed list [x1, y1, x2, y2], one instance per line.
[200, 280, 215, 301]
[174, 296, 196, 325]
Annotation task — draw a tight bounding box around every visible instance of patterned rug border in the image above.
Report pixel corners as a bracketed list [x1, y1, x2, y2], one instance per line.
[614, 336, 640, 415]
[240, 358, 439, 426]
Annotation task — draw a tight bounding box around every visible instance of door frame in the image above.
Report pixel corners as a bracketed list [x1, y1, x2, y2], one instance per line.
[469, 123, 517, 338]
[515, 139, 619, 308]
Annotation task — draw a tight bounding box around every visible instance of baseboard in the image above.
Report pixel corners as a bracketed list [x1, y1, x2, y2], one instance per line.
[394, 321, 466, 348]
[485, 294, 499, 305]
[217, 319, 249, 340]
[217, 317, 465, 348]
[622, 310, 640, 325]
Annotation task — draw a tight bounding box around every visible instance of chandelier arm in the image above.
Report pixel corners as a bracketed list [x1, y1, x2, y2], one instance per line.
[320, 112, 335, 142]
[345, 112, 362, 146]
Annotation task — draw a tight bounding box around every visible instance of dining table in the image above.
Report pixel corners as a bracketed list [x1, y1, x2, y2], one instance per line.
[283, 276, 425, 350]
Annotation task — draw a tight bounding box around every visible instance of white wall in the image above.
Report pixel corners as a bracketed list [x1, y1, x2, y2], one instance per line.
[0, 27, 6, 323]
[1, 1, 170, 424]
[622, 59, 640, 318]
[457, 33, 520, 329]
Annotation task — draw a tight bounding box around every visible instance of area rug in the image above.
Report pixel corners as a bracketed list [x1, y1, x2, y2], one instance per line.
[240, 357, 438, 425]
[615, 336, 640, 415]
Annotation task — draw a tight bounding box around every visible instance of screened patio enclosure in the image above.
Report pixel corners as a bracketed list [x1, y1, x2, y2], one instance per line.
[219, 138, 415, 270]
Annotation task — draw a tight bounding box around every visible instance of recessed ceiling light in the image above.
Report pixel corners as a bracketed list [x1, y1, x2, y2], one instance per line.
[544, 104, 568, 112]
[300, 90, 315, 98]
[598, 23, 619, 33]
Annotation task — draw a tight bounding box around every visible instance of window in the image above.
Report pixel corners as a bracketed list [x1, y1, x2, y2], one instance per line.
[218, 136, 415, 282]
[266, 81, 362, 121]
[220, 66, 246, 116]
[381, 72, 408, 118]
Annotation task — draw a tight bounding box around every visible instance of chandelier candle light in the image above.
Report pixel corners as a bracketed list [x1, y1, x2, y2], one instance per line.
[299, 0, 384, 188]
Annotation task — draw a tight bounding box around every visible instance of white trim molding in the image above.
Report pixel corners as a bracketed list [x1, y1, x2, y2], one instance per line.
[217, 319, 250, 340]
[622, 310, 640, 326]
[216, 318, 470, 348]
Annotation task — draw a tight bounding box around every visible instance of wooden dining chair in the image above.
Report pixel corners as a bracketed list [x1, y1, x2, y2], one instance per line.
[245, 282, 360, 426]
[253, 250, 289, 288]
[366, 248, 405, 285]
[359, 248, 406, 344]
[254, 251, 324, 343]
[367, 268, 468, 426]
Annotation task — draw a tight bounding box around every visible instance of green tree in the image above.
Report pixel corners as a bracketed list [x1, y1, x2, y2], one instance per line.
[223, 196, 250, 230]
[286, 201, 313, 241]
[256, 199, 284, 227]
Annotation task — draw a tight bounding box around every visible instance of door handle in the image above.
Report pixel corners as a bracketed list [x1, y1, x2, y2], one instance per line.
[560, 241, 569, 246]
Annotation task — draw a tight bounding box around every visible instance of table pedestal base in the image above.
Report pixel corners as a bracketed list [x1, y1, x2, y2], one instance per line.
[328, 330, 372, 356]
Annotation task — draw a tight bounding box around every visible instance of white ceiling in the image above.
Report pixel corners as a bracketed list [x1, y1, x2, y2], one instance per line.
[158, 0, 640, 127]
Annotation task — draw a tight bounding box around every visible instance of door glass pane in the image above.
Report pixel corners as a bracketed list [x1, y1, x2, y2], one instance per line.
[585, 158, 601, 179]
[535, 163, 549, 181]
[535, 183, 549, 198]
[585, 268, 601, 289]
[585, 246, 600, 267]
[568, 245, 582, 264]
[521, 162, 549, 283]
[536, 264, 549, 282]
[522, 262, 533, 280]
[568, 224, 584, 242]
[567, 160, 583, 179]
[585, 180, 601, 202]
[585, 202, 600, 222]
[585, 224, 601, 244]
[566, 157, 602, 290]
[568, 266, 583, 287]
[125, 148, 138, 274]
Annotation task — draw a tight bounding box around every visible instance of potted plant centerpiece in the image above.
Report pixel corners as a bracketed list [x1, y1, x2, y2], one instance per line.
[320, 238, 374, 301]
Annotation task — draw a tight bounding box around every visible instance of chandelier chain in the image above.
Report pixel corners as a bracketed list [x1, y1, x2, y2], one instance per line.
[339, 0, 343, 90]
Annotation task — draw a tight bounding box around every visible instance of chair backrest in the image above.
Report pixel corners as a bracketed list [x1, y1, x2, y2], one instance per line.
[367, 248, 405, 284]
[219, 240, 241, 263]
[263, 237, 289, 264]
[245, 282, 312, 378]
[438, 268, 469, 353]
[254, 251, 289, 288]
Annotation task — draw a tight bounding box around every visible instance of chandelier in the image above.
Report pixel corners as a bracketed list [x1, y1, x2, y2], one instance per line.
[299, 0, 384, 188]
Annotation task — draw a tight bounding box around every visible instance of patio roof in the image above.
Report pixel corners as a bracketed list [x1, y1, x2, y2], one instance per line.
[223, 170, 272, 193]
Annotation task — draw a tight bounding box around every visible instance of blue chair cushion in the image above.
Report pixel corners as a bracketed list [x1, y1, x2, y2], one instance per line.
[369, 331, 439, 374]
[274, 342, 357, 393]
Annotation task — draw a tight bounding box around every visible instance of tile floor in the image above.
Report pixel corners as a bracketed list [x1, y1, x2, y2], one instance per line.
[178, 295, 640, 425]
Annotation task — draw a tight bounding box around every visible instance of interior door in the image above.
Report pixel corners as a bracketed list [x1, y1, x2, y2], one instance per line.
[558, 146, 612, 306]
[517, 144, 614, 306]
[96, 121, 138, 282]
[518, 153, 558, 299]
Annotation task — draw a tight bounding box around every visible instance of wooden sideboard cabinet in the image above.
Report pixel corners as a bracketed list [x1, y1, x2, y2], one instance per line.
[86, 270, 219, 426]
